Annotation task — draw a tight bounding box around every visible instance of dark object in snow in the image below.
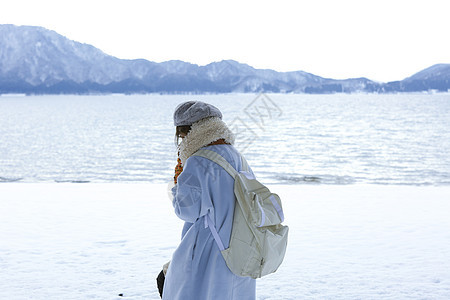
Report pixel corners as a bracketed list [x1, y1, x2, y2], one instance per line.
[156, 270, 165, 298]
[118, 293, 123, 297]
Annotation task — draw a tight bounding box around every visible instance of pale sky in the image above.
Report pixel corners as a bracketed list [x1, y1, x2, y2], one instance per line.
[1, 0, 449, 82]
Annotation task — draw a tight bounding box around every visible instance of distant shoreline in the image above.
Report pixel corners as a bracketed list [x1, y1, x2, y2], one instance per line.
[1, 91, 450, 97]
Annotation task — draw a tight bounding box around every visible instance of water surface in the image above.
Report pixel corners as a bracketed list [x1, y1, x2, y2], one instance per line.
[0, 93, 449, 185]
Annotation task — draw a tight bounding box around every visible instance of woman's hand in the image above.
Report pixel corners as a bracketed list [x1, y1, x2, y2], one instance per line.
[174, 157, 183, 184]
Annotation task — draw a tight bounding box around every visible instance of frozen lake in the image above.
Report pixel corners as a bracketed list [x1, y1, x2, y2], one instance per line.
[0, 93, 449, 185]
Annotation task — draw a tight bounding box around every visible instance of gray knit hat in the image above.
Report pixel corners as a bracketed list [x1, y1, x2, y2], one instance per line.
[173, 101, 223, 126]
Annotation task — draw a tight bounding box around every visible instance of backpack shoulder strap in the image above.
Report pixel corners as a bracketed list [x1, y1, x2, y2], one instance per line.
[193, 148, 239, 178]
[241, 154, 250, 173]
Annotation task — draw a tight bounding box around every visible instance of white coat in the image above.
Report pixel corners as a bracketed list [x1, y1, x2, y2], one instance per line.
[163, 144, 256, 300]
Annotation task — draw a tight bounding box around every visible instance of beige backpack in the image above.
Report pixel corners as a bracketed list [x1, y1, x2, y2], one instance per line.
[193, 149, 289, 279]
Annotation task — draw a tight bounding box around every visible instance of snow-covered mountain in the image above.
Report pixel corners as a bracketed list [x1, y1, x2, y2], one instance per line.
[0, 25, 149, 85]
[0, 24, 448, 94]
[382, 64, 450, 92]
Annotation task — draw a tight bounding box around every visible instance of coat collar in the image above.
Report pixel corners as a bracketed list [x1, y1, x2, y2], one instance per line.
[178, 117, 235, 166]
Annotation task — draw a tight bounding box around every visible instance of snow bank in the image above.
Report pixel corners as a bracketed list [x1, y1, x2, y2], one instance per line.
[1, 183, 449, 299]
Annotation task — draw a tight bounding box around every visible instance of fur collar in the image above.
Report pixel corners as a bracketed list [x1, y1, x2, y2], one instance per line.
[178, 117, 235, 166]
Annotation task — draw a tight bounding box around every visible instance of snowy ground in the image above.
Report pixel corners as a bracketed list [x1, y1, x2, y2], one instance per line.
[1, 183, 450, 299]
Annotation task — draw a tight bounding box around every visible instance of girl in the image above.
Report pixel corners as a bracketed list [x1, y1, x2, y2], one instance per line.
[162, 101, 256, 300]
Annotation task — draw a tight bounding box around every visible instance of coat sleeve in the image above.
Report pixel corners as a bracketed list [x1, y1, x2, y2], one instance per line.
[171, 156, 212, 223]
